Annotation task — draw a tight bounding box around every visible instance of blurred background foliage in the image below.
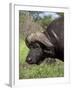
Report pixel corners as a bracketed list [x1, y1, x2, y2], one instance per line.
[19, 11, 64, 39]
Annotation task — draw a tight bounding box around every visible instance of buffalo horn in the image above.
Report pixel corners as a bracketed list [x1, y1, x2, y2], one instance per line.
[26, 32, 53, 47]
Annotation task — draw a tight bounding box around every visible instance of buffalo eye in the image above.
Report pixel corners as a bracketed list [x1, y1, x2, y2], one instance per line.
[30, 43, 40, 48]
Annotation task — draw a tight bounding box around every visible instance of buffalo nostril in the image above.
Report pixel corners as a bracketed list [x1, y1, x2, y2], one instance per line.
[28, 58, 32, 62]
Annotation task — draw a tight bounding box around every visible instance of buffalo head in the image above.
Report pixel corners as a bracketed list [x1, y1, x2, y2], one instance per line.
[25, 17, 64, 64]
[25, 32, 54, 64]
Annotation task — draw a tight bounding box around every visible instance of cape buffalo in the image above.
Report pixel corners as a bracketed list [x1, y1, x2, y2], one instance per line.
[25, 16, 64, 64]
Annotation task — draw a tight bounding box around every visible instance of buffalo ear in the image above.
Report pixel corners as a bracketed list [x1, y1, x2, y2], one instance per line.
[44, 48, 55, 58]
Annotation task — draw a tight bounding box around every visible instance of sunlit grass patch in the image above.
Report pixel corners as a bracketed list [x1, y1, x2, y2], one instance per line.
[19, 39, 29, 64]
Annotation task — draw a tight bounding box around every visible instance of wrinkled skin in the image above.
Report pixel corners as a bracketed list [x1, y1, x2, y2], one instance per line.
[26, 16, 64, 64]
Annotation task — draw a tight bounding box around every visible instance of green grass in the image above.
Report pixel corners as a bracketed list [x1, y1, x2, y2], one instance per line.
[19, 38, 64, 79]
[19, 39, 29, 64]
